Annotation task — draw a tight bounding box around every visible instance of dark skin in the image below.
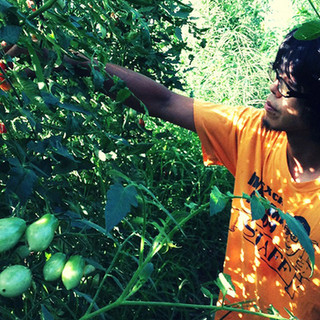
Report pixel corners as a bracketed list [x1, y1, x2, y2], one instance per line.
[265, 76, 320, 182]
[4, 44, 320, 182]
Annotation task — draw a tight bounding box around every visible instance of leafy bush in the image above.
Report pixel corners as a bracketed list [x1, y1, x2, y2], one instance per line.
[0, 0, 233, 319]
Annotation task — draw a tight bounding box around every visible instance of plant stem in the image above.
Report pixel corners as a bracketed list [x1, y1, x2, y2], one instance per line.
[27, 0, 58, 20]
[80, 300, 123, 320]
[138, 190, 147, 265]
[307, 0, 320, 19]
[84, 234, 135, 315]
[168, 203, 209, 239]
[80, 300, 292, 320]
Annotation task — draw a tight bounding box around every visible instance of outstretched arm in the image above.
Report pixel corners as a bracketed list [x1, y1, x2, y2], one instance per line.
[104, 64, 195, 132]
[3, 46, 195, 131]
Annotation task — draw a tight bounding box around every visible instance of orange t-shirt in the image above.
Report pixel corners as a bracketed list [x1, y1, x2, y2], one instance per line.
[194, 100, 320, 320]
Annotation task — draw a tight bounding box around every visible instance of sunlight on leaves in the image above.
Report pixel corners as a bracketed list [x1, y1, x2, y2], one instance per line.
[214, 273, 236, 298]
[209, 186, 229, 216]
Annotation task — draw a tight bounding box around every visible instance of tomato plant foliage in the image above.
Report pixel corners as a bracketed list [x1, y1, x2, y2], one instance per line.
[0, 0, 221, 319]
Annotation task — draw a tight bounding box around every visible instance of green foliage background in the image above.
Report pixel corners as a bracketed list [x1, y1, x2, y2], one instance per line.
[0, 0, 319, 319]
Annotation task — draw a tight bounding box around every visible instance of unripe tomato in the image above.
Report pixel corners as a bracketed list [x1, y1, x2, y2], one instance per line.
[0, 217, 26, 253]
[61, 255, 85, 290]
[43, 252, 66, 281]
[26, 214, 59, 251]
[0, 265, 32, 297]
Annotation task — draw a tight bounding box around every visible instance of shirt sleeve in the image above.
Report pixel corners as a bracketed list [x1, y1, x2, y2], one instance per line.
[193, 100, 263, 176]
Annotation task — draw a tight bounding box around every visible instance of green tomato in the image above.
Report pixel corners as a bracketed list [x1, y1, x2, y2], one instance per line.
[0, 265, 32, 297]
[0, 217, 26, 253]
[139, 262, 154, 280]
[62, 255, 85, 290]
[43, 252, 66, 281]
[26, 214, 59, 251]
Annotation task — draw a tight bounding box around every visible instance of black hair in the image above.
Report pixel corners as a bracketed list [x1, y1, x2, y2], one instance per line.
[273, 28, 320, 142]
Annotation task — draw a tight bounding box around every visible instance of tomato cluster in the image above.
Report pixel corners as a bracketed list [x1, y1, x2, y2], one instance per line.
[0, 215, 89, 297]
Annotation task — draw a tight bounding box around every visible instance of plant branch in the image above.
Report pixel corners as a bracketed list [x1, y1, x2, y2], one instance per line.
[307, 0, 320, 19]
[79, 299, 293, 320]
[27, 0, 59, 20]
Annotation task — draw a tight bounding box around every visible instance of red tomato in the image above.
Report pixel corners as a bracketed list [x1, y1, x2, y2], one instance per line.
[0, 82, 11, 91]
[0, 60, 13, 92]
[0, 123, 7, 134]
[139, 118, 145, 128]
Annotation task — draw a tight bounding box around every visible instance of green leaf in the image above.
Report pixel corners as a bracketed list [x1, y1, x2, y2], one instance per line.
[250, 194, 266, 220]
[0, 25, 21, 44]
[48, 136, 75, 160]
[214, 273, 236, 298]
[41, 91, 60, 106]
[73, 218, 108, 236]
[6, 161, 38, 205]
[201, 286, 214, 299]
[175, 27, 182, 41]
[105, 182, 138, 232]
[116, 88, 132, 103]
[209, 186, 229, 216]
[26, 43, 45, 86]
[294, 20, 320, 40]
[278, 210, 315, 277]
[41, 304, 54, 320]
[59, 103, 90, 115]
[92, 69, 105, 90]
[267, 304, 281, 316]
[127, 143, 154, 155]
